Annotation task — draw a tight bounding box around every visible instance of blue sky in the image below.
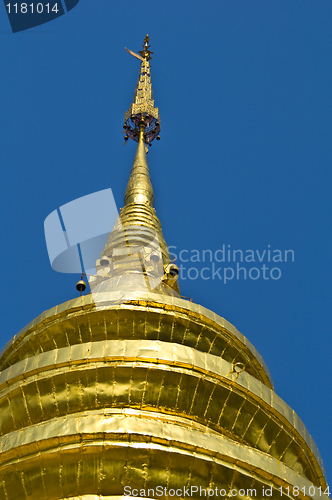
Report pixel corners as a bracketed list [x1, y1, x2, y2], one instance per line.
[1, 0, 331, 485]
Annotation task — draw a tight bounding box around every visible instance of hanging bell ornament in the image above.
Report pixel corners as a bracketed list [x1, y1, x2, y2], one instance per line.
[76, 280, 86, 295]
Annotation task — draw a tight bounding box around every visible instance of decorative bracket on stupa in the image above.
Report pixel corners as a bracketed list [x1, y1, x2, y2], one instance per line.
[124, 35, 161, 145]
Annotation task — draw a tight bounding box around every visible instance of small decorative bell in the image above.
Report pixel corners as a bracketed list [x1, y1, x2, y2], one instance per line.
[100, 256, 110, 267]
[76, 280, 86, 296]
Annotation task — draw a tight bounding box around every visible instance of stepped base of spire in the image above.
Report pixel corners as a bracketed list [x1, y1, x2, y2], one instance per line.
[88, 203, 180, 296]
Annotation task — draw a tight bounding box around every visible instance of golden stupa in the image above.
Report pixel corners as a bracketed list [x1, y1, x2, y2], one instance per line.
[0, 36, 329, 500]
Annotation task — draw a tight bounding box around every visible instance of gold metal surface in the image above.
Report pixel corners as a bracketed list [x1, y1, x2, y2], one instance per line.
[0, 341, 323, 482]
[0, 293, 273, 387]
[0, 295, 327, 489]
[0, 291, 328, 496]
[0, 411, 329, 500]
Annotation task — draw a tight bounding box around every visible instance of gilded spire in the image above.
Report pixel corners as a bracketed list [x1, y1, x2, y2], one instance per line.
[124, 34, 161, 144]
[88, 36, 180, 297]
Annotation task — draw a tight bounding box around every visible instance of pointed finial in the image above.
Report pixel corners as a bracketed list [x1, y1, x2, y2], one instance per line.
[138, 34, 153, 61]
[124, 35, 160, 144]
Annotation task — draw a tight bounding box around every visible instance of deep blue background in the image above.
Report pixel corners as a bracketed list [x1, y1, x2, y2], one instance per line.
[64, 0, 79, 12]
[0, 0, 331, 486]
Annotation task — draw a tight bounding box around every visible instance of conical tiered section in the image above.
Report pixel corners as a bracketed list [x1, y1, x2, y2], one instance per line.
[0, 37, 329, 500]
